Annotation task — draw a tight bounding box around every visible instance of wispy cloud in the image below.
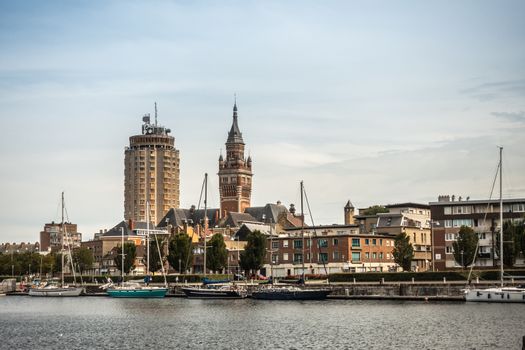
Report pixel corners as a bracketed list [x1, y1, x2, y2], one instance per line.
[491, 111, 525, 123]
[461, 79, 525, 101]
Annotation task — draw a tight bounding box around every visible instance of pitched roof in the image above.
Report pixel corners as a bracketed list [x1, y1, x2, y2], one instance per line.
[224, 212, 257, 227]
[102, 221, 135, 237]
[245, 203, 288, 223]
[157, 207, 221, 228]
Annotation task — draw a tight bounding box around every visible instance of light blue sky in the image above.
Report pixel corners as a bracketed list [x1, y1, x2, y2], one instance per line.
[1, 1, 524, 243]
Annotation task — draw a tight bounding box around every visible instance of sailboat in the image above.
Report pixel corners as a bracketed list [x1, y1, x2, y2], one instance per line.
[251, 181, 332, 300]
[29, 192, 83, 297]
[464, 147, 525, 303]
[106, 202, 168, 298]
[181, 173, 247, 299]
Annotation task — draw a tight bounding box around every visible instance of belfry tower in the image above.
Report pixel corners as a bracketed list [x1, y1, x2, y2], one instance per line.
[218, 102, 253, 217]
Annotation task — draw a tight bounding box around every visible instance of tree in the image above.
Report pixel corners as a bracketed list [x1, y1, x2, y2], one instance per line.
[495, 220, 524, 268]
[361, 205, 389, 216]
[393, 232, 414, 271]
[168, 233, 193, 273]
[207, 233, 228, 273]
[73, 247, 94, 274]
[147, 235, 167, 273]
[452, 226, 478, 268]
[114, 243, 136, 275]
[239, 230, 266, 275]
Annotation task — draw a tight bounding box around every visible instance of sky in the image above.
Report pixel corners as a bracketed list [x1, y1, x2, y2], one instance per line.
[0, 0, 524, 243]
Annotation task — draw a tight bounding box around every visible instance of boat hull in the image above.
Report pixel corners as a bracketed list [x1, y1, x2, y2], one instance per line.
[28, 287, 83, 297]
[107, 287, 168, 298]
[181, 287, 246, 299]
[464, 288, 525, 303]
[251, 288, 331, 300]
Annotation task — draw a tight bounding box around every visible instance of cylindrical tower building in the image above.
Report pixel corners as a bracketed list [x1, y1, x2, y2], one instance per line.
[124, 107, 180, 225]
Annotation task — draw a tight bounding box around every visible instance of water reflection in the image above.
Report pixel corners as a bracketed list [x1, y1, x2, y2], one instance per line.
[0, 297, 523, 349]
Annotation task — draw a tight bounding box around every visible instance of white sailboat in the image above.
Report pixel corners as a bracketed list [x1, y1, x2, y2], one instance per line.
[29, 192, 83, 297]
[464, 147, 525, 303]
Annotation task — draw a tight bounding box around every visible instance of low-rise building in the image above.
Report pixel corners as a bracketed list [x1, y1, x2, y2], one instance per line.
[429, 195, 525, 270]
[261, 224, 397, 277]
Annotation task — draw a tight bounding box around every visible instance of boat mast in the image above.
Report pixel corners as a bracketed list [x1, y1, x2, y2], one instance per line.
[147, 201, 150, 280]
[121, 226, 124, 282]
[203, 173, 208, 278]
[61, 191, 65, 287]
[499, 146, 503, 287]
[301, 181, 305, 282]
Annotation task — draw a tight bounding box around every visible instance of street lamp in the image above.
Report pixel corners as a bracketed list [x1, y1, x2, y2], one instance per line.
[430, 220, 440, 272]
[460, 250, 464, 269]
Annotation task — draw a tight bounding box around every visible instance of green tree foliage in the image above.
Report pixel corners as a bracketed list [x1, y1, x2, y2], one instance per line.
[207, 233, 228, 273]
[114, 243, 136, 275]
[361, 205, 389, 216]
[73, 247, 94, 274]
[452, 226, 478, 268]
[168, 233, 193, 273]
[147, 235, 167, 273]
[239, 230, 266, 275]
[0, 252, 56, 276]
[495, 220, 525, 268]
[393, 232, 414, 271]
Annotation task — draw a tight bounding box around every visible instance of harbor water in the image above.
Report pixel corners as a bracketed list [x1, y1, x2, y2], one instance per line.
[0, 297, 523, 349]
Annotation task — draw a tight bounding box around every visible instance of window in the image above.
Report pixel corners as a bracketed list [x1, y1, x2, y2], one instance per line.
[283, 240, 289, 248]
[512, 203, 525, 212]
[352, 252, 361, 262]
[332, 251, 340, 260]
[333, 238, 339, 246]
[444, 207, 452, 215]
[446, 246, 454, 254]
[283, 253, 289, 261]
[445, 233, 456, 241]
[365, 238, 369, 245]
[379, 239, 383, 246]
[271, 254, 278, 264]
[372, 239, 377, 246]
[293, 253, 303, 263]
[352, 238, 360, 247]
[445, 220, 453, 228]
[372, 252, 377, 259]
[272, 241, 279, 249]
[453, 219, 473, 227]
[293, 240, 303, 249]
[319, 239, 328, 248]
[365, 252, 370, 259]
[319, 253, 328, 263]
[379, 252, 383, 259]
[478, 232, 486, 240]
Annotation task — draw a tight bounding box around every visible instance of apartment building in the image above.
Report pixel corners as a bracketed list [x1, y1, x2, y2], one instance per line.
[429, 196, 525, 270]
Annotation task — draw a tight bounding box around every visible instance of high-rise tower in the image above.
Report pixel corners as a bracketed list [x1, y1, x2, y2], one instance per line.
[218, 102, 253, 217]
[124, 104, 180, 225]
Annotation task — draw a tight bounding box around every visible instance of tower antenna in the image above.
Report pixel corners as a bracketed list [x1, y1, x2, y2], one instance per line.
[155, 102, 158, 126]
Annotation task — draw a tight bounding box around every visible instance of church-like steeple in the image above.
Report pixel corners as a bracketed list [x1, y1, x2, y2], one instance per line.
[218, 100, 253, 218]
[227, 102, 244, 144]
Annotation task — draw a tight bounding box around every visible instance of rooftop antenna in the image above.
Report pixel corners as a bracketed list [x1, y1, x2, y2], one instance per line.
[154, 102, 158, 126]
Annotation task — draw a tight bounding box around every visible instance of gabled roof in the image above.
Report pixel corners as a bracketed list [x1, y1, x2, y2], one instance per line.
[345, 200, 354, 209]
[157, 207, 221, 228]
[245, 203, 288, 223]
[102, 221, 135, 237]
[223, 212, 257, 228]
